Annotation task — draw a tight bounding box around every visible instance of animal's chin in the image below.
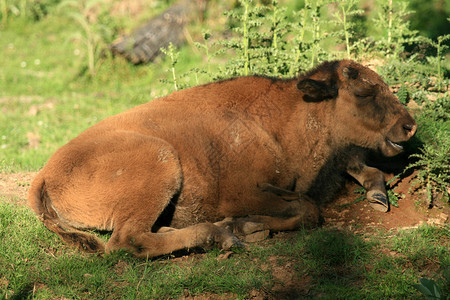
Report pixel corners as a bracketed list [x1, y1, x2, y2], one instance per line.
[380, 138, 404, 157]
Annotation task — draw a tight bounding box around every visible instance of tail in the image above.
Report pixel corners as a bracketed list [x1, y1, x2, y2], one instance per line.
[28, 174, 105, 253]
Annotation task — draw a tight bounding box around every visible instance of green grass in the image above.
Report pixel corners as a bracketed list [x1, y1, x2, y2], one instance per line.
[1, 200, 448, 299]
[0, 200, 272, 299]
[0, 14, 207, 171]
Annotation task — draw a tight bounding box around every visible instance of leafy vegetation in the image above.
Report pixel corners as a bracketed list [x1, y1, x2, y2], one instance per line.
[57, 0, 114, 77]
[0, 0, 449, 298]
[414, 277, 445, 300]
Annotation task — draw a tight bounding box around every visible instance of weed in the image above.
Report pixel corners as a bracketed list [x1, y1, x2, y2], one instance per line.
[160, 42, 182, 91]
[351, 175, 403, 208]
[193, 30, 213, 80]
[220, 0, 270, 77]
[414, 277, 444, 300]
[406, 131, 450, 206]
[352, 186, 367, 203]
[0, 0, 59, 24]
[331, 0, 364, 59]
[372, 0, 421, 59]
[58, 0, 113, 77]
[424, 34, 450, 92]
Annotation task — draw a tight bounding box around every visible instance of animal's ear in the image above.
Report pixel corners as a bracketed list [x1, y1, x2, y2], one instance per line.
[343, 66, 359, 80]
[297, 78, 338, 102]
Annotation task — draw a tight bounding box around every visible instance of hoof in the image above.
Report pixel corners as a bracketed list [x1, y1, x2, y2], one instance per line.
[368, 192, 389, 212]
[243, 229, 270, 243]
[214, 218, 267, 236]
[221, 235, 246, 250]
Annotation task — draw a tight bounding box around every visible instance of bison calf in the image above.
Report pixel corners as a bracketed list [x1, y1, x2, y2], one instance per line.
[29, 60, 416, 258]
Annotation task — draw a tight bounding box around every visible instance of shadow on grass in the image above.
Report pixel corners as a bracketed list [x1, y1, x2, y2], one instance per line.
[302, 229, 371, 298]
[263, 228, 374, 298]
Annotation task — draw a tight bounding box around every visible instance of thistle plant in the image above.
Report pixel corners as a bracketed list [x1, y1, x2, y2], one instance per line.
[160, 43, 181, 91]
[424, 33, 450, 92]
[263, 0, 291, 76]
[220, 0, 268, 77]
[372, 0, 420, 59]
[289, 0, 334, 74]
[222, 0, 337, 78]
[308, 1, 325, 68]
[331, 0, 364, 59]
[194, 31, 213, 77]
[405, 131, 450, 206]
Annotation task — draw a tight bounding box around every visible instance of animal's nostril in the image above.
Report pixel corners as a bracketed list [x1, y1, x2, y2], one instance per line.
[403, 123, 417, 137]
[403, 124, 413, 131]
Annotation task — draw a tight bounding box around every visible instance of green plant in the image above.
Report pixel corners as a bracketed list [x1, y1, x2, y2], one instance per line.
[160, 42, 182, 91]
[0, 0, 8, 26]
[372, 0, 421, 59]
[424, 33, 450, 92]
[190, 30, 226, 85]
[406, 131, 450, 206]
[352, 186, 367, 203]
[302, 0, 331, 69]
[352, 175, 403, 208]
[214, 0, 338, 79]
[58, 0, 113, 77]
[220, 0, 269, 77]
[331, 0, 364, 59]
[386, 174, 406, 208]
[414, 278, 444, 300]
[0, 0, 60, 25]
[194, 30, 213, 78]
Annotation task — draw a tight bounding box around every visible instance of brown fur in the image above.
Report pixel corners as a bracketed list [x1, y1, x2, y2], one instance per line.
[28, 60, 416, 258]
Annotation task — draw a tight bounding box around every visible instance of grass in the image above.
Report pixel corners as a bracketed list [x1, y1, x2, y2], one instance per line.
[1, 200, 448, 298]
[0, 0, 449, 298]
[0, 200, 271, 299]
[0, 15, 204, 171]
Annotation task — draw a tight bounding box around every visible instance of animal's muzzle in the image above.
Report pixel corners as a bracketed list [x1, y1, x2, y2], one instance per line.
[402, 123, 417, 140]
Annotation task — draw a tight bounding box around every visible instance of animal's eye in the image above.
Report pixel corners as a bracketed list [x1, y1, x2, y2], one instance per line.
[355, 93, 374, 99]
[354, 88, 375, 99]
[353, 83, 376, 100]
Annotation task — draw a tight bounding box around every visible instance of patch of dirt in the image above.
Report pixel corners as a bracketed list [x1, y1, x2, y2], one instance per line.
[181, 292, 238, 300]
[322, 174, 449, 231]
[264, 256, 312, 299]
[0, 172, 36, 205]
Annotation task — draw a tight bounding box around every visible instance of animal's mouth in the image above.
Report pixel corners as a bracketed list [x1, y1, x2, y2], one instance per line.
[386, 138, 404, 152]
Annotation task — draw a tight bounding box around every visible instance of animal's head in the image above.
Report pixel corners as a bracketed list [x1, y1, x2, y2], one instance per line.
[296, 60, 417, 157]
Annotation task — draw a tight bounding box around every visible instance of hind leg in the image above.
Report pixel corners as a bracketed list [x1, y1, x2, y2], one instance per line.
[106, 220, 241, 258]
[41, 131, 238, 256]
[215, 196, 320, 242]
[79, 133, 242, 257]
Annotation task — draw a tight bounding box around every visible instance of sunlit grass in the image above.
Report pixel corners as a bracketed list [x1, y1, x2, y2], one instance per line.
[1, 200, 447, 299]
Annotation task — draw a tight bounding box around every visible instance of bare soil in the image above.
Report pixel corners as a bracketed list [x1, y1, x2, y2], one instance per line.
[1, 171, 448, 300]
[322, 175, 449, 231]
[0, 172, 35, 205]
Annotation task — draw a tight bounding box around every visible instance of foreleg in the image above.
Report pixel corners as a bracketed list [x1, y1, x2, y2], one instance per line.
[347, 162, 389, 212]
